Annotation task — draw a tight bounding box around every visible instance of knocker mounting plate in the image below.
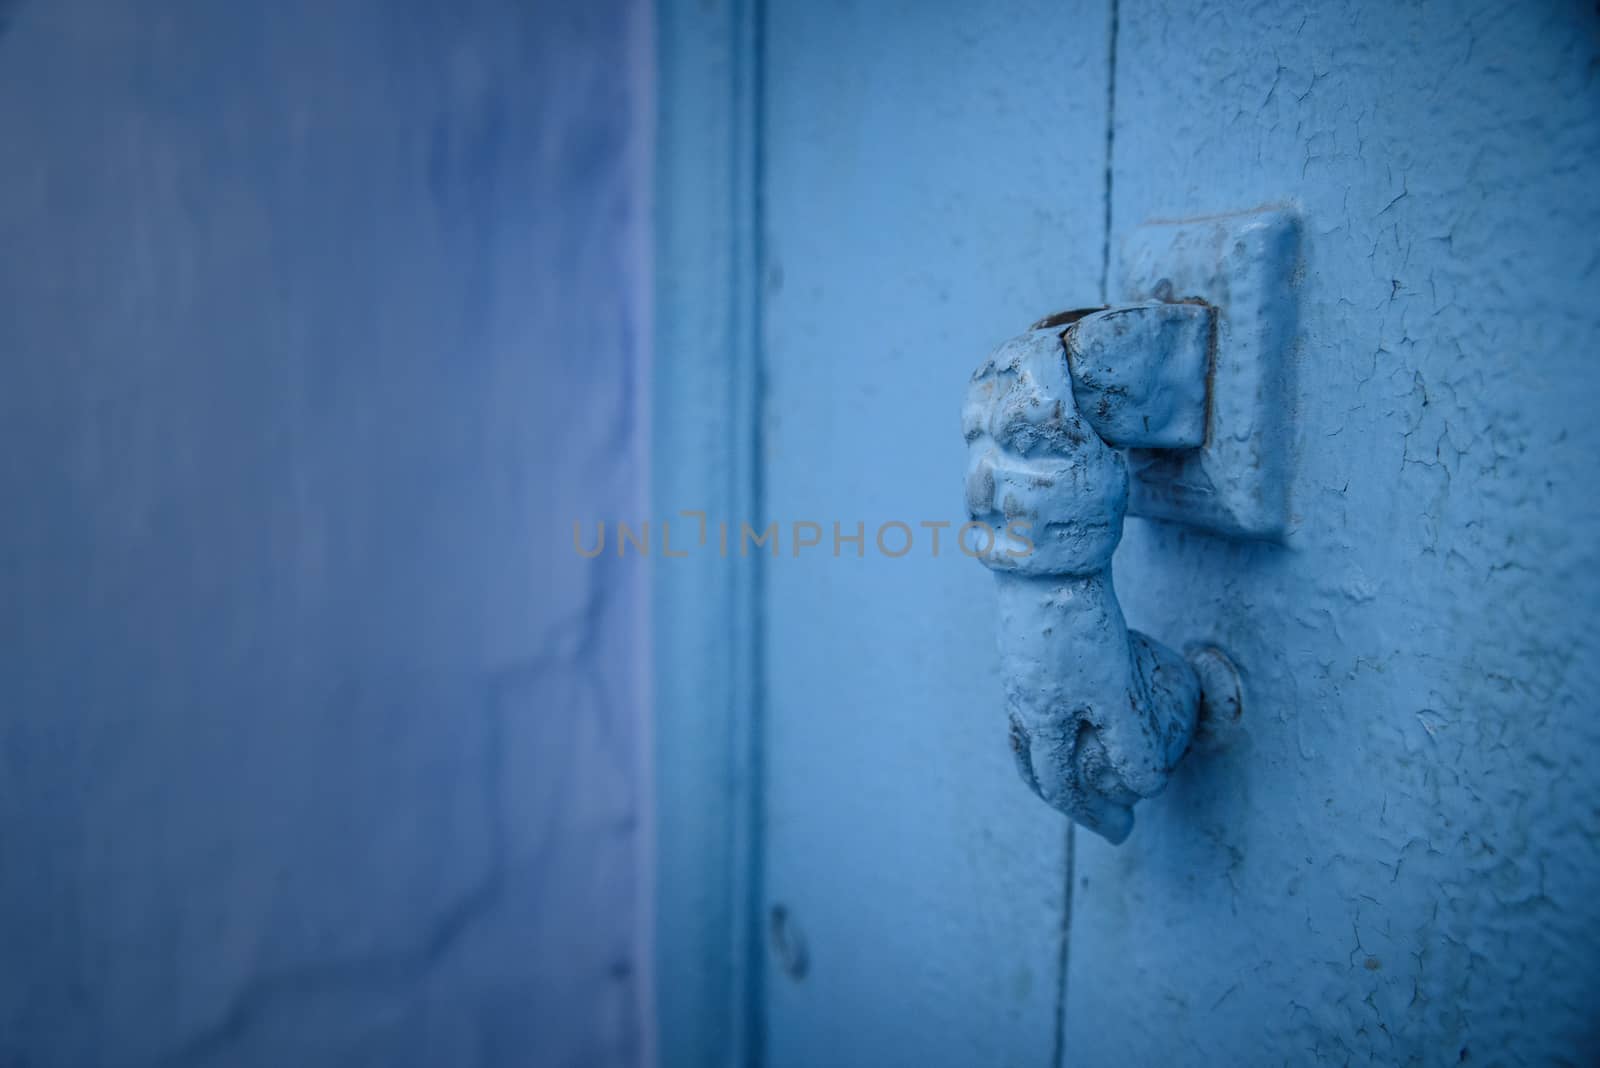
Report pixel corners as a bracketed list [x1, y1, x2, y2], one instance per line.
[1116, 208, 1301, 541]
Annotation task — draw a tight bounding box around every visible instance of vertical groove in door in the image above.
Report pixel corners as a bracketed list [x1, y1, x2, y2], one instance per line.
[744, 0, 770, 1063]
[1099, 0, 1121, 305]
[1050, 826, 1076, 1068]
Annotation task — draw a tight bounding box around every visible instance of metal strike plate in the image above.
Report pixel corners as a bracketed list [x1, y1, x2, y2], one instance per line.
[1116, 208, 1301, 541]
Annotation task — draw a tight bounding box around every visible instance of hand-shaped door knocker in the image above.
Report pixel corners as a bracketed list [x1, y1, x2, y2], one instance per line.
[963, 304, 1242, 843]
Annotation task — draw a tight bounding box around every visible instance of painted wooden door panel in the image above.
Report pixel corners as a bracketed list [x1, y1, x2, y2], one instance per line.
[1068, 2, 1600, 1063]
[709, 1, 1600, 1065]
[759, 2, 1109, 1064]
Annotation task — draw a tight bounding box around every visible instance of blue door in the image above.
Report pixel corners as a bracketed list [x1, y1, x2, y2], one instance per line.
[656, 1, 1600, 1064]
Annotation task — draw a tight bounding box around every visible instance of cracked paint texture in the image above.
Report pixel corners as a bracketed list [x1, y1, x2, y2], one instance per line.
[1069, 0, 1600, 1063]
[0, 2, 650, 1065]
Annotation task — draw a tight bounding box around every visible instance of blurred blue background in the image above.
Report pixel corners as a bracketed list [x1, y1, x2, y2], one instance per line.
[0, 1, 652, 1064]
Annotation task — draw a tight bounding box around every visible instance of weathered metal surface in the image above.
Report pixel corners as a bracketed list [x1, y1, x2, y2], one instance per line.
[1118, 209, 1301, 540]
[1063, 302, 1214, 450]
[963, 324, 1206, 842]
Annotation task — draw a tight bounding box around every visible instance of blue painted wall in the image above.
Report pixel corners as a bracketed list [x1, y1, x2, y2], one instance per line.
[0, 2, 651, 1064]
